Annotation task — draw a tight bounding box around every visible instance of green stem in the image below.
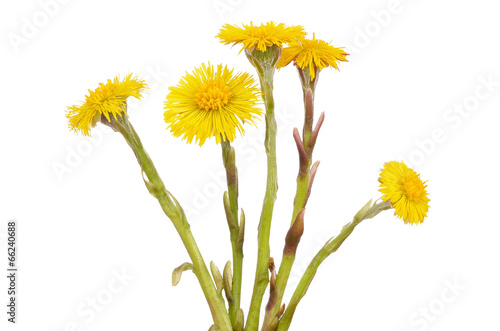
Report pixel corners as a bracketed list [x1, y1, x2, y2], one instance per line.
[263, 77, 319, 330]
[110, 115, 232, 331]
[221, 139, 244, 325]
[290, 173, 310, 221]
[262, 169, 308, 330]
[231, 242, 244, 323]
[275, 200, 392, 331]
[246, 55, 279, 331]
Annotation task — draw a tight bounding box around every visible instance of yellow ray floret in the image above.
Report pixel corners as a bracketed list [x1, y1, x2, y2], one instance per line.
[164, 63, 262, 146]
[217, 21, 306, 53]
[66, 74, 147, 136]
[379, 161, 430, 225]
[277, 34, 349, 80]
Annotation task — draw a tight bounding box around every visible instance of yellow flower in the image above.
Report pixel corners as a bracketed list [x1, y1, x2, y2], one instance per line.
[378, 161, 430, 225]
[66, 74, 147, 136]
[277, 34, 348, 80]
[217, 21, 306, 53]
[164, 63, 262, 146]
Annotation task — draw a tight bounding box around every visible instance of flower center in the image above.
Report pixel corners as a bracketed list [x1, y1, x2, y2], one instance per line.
[194, 81, 232, 111]
[403, 175, 425, 200]
[249, 27, 267, 38]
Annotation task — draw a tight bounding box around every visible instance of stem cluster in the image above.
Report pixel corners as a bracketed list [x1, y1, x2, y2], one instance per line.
[91, 47, 391, 331]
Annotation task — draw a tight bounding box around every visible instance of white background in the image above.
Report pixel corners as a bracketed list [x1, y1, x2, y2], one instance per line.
[1, 0, 499, 330]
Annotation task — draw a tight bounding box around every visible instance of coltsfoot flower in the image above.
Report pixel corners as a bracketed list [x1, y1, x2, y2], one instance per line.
[66, 74, 147, 136]
[277, 34, 348, 81]
[163, 63, 262, 146]
[378, 161, 430, 225]
[217, 21, 305, 53]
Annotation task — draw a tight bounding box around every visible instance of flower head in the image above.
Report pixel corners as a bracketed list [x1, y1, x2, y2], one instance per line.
[217, 21, 305, 53]
[164, 63, 262, 146]
[66, 74, 147, 136]
[277, 34, 348, 81]
[378, 161, 430, 225]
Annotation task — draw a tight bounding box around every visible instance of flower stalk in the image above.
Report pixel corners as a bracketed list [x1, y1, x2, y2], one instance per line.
[103, 113, 233, 331]
[221, 138, 245, 325]
[262, 80, 323, 330]
[276, 200, 392, 331]
[245, 45, 281, 331]
[297, 67, 319, 146]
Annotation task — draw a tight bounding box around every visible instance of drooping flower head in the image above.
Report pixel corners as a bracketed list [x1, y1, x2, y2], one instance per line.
[66, 74, 147, 136]
[378, 161, 430, 225]
[217, 21, 306, 53]
[163, 63, 262, 146]
[277, 34, 349, 81]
